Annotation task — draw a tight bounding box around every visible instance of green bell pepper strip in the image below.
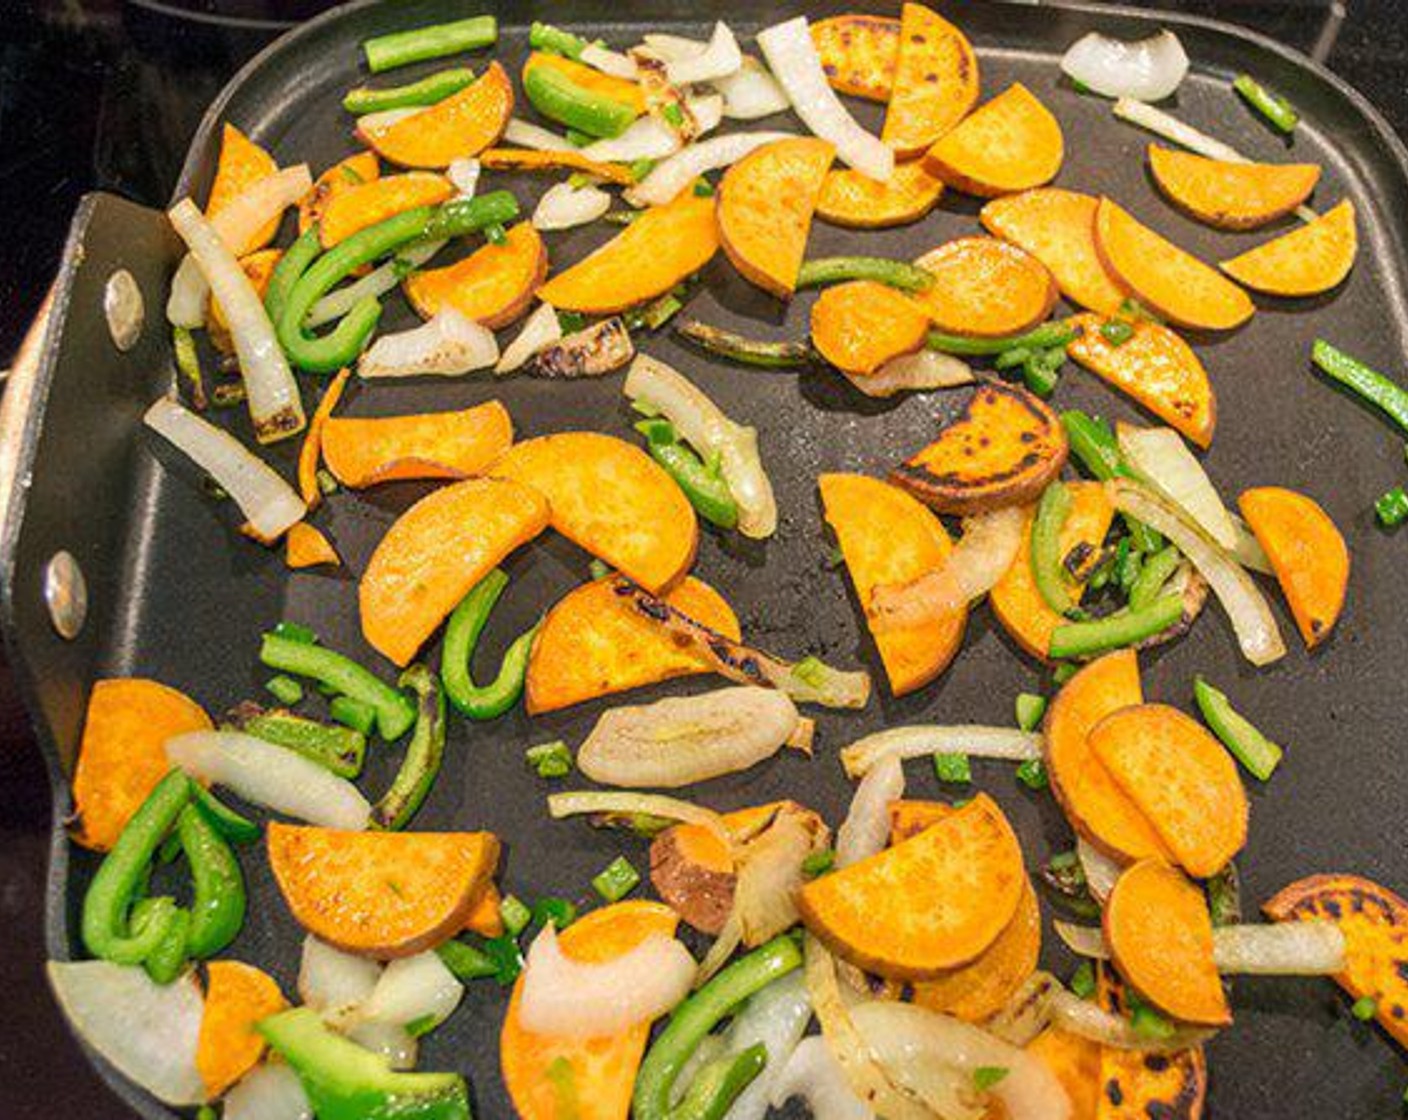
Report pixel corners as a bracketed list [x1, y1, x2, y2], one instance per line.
[435, 938, 499, 982]
[1193, 675, 1284, 781]
[1233, 74, 1298, 134]
[530, 21, 591, 60]
[172, 326, 207, 410]
[1030, 482, 1076, 616]
[193, 785, 261, 845]
[260, 632, 415, 740]
[362, 15, 497, 73]
[330, 696, 378, 735]
[343, 68, 476, 115]
[1311, 339, 1408, 436]
[675, 320, 811, 369]
[523, 64, 637, 139]
[373, 666, 447, 831]
[265, 674, 304, 706]
[795, 256, 934, 293]
[632, 935, 802, 1120]
[142, 906, 192, 985]
[1015, 692, 1047, 733]
[264, 226, 323, 329]
[927, 321, 1075, 357]
[240, 710, 367, 778]
[1022, 346, 1065, 398]
[635, 422, 739, 530]
[441, 570, 539, 720]
[81, 770, 192, 966]
[1048, 594, 1183, 660]
[1128, 544, 1181, 609]
[177, 801, 246, 959]
[1060, 409, 1162, 552]
[669, 1044, 767, 1120]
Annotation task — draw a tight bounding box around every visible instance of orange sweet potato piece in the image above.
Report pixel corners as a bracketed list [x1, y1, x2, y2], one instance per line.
[1026, 1028, 1102, 1120]
[1090, 704, 1248, 879]
[360, 477, 549, 666]
[811, 14, 900, 101]
[990, 481, 1116, 662]
[322, 400, 513, 488]
[403, 221, 546, 328]
[297, 368, 351, 509]
[1220, 198, 1357, 296]
[1095, 968, 1208, 1120]
[70, 679, 213, 852]
[980, 188, 1127, 315]
[1095, 198, 1254, 331]
[523, 52, 647, 115]
[912, 237, 1058, 337]
[463, 881, 506, 938]
[207, 123, 279, 249]
[318, 171, 452, 248]
[798, 793, 1025, 978]
[501, 902, 677, 1120]
[1238, 486, 1349, 648]
[536, 193, 718, 313]
[810, 280, 930, 376]
[357, 62, 514, 169]
[1105, 858, 1230, 1026]
[299, 151, 381, 234]
[479, 147, 633, 185]
[819, 473, 966, 696]
[880, 3, 979, 157]
[197, 961, 288, 1098]
[924, 84, 1063, 197]
[1066, 313, 1216, 449]
[891, 382, 1068, 515]
[1043, 651, 1171, 865]
[816, 160, 944, 229]
[1265, 874, 1408, 1050]
[209, 248, 283, 352]
[266, 822, 500, 957]
[525, 575, 739, 715]
[1148, 146, 1320, 231]
[285, 522, 341, 569]
[886, 798, 952, 845]
[717, 137, 835, 298]
[491, 432, 697, 594]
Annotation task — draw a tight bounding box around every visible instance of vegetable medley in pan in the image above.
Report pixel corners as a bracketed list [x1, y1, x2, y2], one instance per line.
[52, 6, 1408, 1120]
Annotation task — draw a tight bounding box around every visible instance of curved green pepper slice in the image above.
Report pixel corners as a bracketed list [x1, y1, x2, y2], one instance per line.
[441, 570, 539, 720]
[374, 666, 446, 831]
[178, 801, 246, 959]
[524, 64, 637, 139]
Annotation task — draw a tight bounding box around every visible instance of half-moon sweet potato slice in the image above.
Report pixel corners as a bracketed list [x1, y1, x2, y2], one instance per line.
[318, 171, 452, 248]
[357, 62, 514, 168]
[890, 382, 1068, 515]
[811, 14, 900, 101]
[1148, 145, 1320, 231]
[924, 83, 1063, 197]
[886, 798, 950, 844]
[491, 432, 697, 594]
[322, 400, 514, 488]
[816, 160, 945, 229]
[880, 2, 980, 157]
[207, 123, 279, 249]
[1219, 198, 1357, 296]
[1238, 486, 1349, 648]
[403, 221, 547, 328]
[197, 961, 288, 1098]
[1095, 967, 1209, 1119]
[911, 237, 1059, 337]
[810, 280, 930, 376]
[299, 151, 381, 235]
[285, 522, 340, 570]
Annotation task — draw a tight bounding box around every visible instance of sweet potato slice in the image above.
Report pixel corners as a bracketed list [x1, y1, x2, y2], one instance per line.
[70, 679, 213, 852]
[318, 171, 453, 248]
[197, 961, 288, 1098]
[1238, 486, 1348, 648]
[299, 151, 381, 234]
[479, 147, 633, 186]
[463, 881, 506, 938]
[285, 522, 341, 569]
[811, 14, 900, 101]
[1095, 969, 1208, 1120]
[360, 477, 549, 666]
[990, 481, 1116, 662]
[357, 62, 513, 168]
[1090, 704, 1248, 879]
[501, 902, 677, 1120]
[1026, 1028, 1102, 1120]
[912, 878, 1042, 1022]
[924, 84, 1063, 198]
[297, 368, 350, 510]
[525, 575, 739, 715]
[1265, 874, 1408, 1050]
[1105, 858, 1229, 1025]
[880, 3, 979, 157]
[322, 401, 513, 488]
[537, 193, 718, 314]
[523, 51, 647, 115]
[886, 798, 951, 845]
[810, 281, 930, 376]
[980, 188, 1127, 315]
[267, 824, 500, 957]
[1095, 198, 1254, 331]
[816, 160, 944, 228]
[1043, 650, 1171, 864]
[717, 137, 835, 299]
[1148, 146, 1320, 231]
[492, 432, 697, 594]
[1066, 313, 1216, 449]
[207, 123, 279, 249]
[1220, 198, 1358, 296]
[403, 221, 546, 328]
[820, 473, 966, 696]
[798, 793, 1025, 978]
[912, 237, 1058, 337]
[890, 382, 1068, 515]
[208, 247, 283, 352]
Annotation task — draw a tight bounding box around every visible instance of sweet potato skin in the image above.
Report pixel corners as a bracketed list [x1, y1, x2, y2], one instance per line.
[299, 151, 381, 234]
[357, 62, 514, 168]
[1148, 145, 1320, 231]
[924, 83, 1063, 197]
[319, 171, 452, 248]
[912, 237, 1058, 338]
[880, 2, 979, 157]
[816, 160, 944, 229]
[403, 221, 547, 328]
[480, 147, 634, 185]
[322, 401, 514, 488]
[1239, 486, 1349, 648]
[811, 14, 900, 101]
[810, 281, 930, 376]
[197, 961, 288, 1098]
[1220, 198, 1357, 296]
[1095, 968, 1208, 1120]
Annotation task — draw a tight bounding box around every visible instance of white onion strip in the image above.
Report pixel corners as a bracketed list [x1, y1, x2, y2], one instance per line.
[505, 117, 575, 151]
[835, 754, 903, 867]
[1048, 987, 1214, 1052]
[722, 972, 813, 1120]
[1060, 30, 1189, 103]
[627, 131, 795, 207]
[581, 115, 682, 162]
[1117, 423, 1239, 549]
[533, 182, 612, 231]
[840, 725, 1042, 778]
[1077, 838, 1122, 904]
[851, 350, 975, 397]
[358, 951, 464, 1028]
[580, 42, 639, 80]
[1057, 920, 1346, 976]
[358, 308, 498, 378]
[771, 1036, 875, 1120]
[547, 790, 732, 848]
[496, 302, 561, 374]
[716, 57, 791, 120]
[224, 1062, 311, 1120]
[306, 239, 445, 329]
[665, 21, 742, 85]
[298, 935, 381, 1025]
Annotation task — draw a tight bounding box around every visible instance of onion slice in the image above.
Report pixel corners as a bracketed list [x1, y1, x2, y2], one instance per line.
[849, 350, 975, 397]
[505, 117, 575, 151]
[836, 754, 904, 867]
[144, 397, 305, 540]
[722, 974, 814, 1120]
[580, 42, 638, 80]
[1058, 920, 1346, 976]
[533, 182, 612, 231]
[733, 805, 828, 944]
[716, 57, 791, 120]
[358, 950, 464, 1029]
[306, 240, 445, 329]
[518, 923, 695, 1038]
[47, 960, 206, 1106]
[841, 725, 1042, 778]
[1060, 30, 1188, 102]
[1109, 478, 1285, 665]
[1117, 423, 1238, 549]
[299, 935, 382, 1025]
[165, 729, 371, 829]
[771, 1036, 875, 1120]
[345, 1020, 418, 1071]
[983, 972, 1063, 1048]
[548, 790, 732, 847]
[627, 131, 795, 207]
[1048, 987, 1214, 1052]
[1077, 839, 1122, 904]
[447, 157, 480, 199]
[496, 302, 562, 374]
[224, 1062, 311, 1120]
[581, 115, 682, 163]
[358, 308, 498, 379]
[757, 17, 893, 181]
[669, 22, 743, 85]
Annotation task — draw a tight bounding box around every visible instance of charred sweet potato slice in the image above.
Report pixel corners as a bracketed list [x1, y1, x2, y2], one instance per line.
[1238, 486, 1349, 648]
[798, 793, 1025, 979]
[717, 137, 835, 299]
[1091, 704, 1248, 879]
[1066, 313, 1216, 449]
[1096, 968, 1208, 1120]
[403, 221, 546, 328]
[207, 123, 279, 248]
[479, 147, 634, 185]
[890, 382, 1068, 515]
[322, 400, 514, 488]
[299, 151, 381, 234]
[197, 961, 287, 1098]
[357, 62, 513, 168]
[816, 160, 945, 229]
[819, 473, 966, 696]
[811, 14, 900, 101]
[1148, 146, 1320, 231]
[880, 3, 979, 157]
[318, 171, 452, 248]
[1095, 198, 1254, 331]
[1265, 874, 1408, 1050]
[810, 280, 930, 376]
[912, 237, 1059, 337]
[1220, 199, 1358, 296]
[980, 188, 1127, 315]
[924, 83, 1063, 197]
[1043, 650, 1172, 864]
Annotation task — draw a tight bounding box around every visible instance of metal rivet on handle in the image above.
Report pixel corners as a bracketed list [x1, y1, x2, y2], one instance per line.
[44, 551, 87, 640]
[104, 268, 144, 352]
